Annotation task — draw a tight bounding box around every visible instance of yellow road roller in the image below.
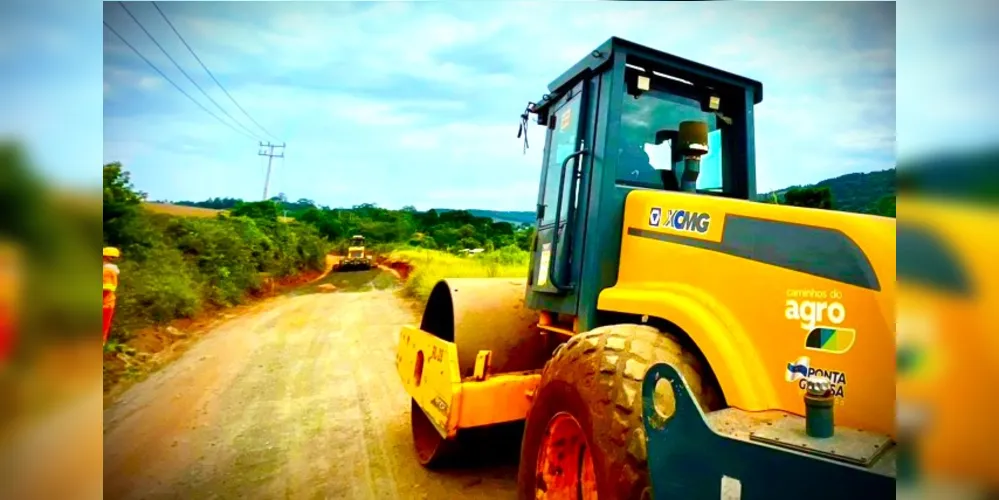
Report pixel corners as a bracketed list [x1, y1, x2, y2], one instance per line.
[397, 37, 901, 499]
[334, 234, 373, 272]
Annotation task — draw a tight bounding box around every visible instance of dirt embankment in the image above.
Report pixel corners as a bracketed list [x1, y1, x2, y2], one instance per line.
[103, 268, 519, 499]
[376, 256, 413, 280]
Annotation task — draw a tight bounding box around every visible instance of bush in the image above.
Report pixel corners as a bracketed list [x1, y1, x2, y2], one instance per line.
[103, 163, 330, 342]
[781, 186, 835, 209]
[114, 245, 200, 335]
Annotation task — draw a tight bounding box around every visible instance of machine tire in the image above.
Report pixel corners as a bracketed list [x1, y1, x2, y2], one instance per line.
[516, 324, 723, 500]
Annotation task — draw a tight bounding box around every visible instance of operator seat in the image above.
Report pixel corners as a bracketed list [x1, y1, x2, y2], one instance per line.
[618, 140, 679, 191]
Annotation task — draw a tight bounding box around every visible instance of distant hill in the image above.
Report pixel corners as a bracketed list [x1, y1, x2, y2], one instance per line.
[165, 168, 896, 225]
[897, 148, 999, 203]
[759, 168, 895, 214]
[434, 208, 536, 226]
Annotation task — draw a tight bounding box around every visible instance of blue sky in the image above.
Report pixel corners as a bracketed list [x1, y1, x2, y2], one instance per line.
[100, 0, 896, 210]
[7, 0, 996, 212]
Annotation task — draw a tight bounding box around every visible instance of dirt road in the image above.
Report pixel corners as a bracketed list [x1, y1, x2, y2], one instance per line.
[103, 270, 519, 499]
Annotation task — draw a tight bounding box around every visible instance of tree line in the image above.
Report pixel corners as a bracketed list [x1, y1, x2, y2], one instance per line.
[758, 168, 896, 217]
[760, 185, 895, 217]
[175, 196, 538, 254]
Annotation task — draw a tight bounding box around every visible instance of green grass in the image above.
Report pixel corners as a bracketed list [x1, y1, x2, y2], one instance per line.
[389, 246, 530, 302]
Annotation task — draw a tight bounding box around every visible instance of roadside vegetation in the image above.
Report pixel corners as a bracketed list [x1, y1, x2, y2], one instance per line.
[103, 162, 329, 345]
[2, 142, 97, 360]
[388, 246, 531, 302]
[104, 162, 541, 344]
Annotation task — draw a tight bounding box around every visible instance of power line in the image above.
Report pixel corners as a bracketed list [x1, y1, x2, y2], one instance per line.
[152, 1, 282, 142]
[103, 20, 258, 142]
[116, 1, 263, 141]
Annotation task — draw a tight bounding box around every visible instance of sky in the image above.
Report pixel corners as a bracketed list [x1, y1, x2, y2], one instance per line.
[2, 1, 997, 211]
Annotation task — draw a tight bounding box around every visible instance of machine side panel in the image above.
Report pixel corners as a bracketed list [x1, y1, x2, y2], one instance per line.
[603, 190, 896, 436]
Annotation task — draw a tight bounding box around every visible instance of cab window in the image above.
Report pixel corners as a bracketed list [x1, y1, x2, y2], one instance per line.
[617, 83, 732, 195]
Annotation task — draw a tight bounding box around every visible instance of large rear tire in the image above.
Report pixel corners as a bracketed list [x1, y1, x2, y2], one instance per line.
[517, 324, 723, 500]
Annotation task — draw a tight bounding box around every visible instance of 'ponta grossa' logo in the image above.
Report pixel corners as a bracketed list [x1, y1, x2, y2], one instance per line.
[649, 207, 711, 234]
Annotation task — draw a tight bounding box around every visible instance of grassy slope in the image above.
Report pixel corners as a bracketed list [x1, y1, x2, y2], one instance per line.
[144, 202, 223, 218]
[144, 202, 295, 223]
[389, 248, 529, 302]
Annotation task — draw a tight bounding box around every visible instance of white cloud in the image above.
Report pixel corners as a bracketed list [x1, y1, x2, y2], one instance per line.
[833, 129, 895, 153]
[169, 2, 512, 89]
[137, 76, 162, 90]
[896, 0, 999, 159]
[100, 1, 896, 206]
[104, 67, 164, 93]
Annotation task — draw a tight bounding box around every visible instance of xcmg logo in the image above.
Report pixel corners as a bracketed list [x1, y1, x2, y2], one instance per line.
[649, 207, 711, 234]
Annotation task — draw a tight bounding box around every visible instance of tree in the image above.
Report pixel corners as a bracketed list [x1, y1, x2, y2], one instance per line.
[872, 195, 895, 217]
[516, 226, 536, 251]
[433, 227, 461, 249]
[3, 143, 59, 255]
[103, 161, 150, 251]
[231, 200, 281, 220]
[459, 237, 481, 249]
[782, 186, 834, 209]
[458, 224, 477, 239]
[421, 209, 440, 227]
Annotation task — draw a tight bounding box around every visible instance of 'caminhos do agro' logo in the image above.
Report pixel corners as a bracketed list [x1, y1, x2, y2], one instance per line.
[785, 289, 856, 354]
[649, 207, 710, 234]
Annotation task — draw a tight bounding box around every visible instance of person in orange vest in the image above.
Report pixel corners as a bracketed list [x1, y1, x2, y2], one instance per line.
[103, 247, 121, 345]
[0, 245, 19, 362]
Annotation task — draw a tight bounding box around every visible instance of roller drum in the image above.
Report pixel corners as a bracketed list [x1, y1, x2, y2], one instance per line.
[419, 278, 550, 377]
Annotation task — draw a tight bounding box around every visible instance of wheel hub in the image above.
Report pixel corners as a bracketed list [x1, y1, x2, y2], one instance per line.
[535, 412, 597, 500]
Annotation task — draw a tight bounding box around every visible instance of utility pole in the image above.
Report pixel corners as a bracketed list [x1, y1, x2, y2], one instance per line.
[258, 142, 286, 200]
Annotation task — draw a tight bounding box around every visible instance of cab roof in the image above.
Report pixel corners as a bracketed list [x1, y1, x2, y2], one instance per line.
[539, 37, 763, 110]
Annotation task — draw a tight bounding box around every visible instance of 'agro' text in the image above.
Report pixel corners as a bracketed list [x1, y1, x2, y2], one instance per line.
[785, 289, 846, 331]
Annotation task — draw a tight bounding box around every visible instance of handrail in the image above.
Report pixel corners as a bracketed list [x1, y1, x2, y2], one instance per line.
[548, 148, 588, 291]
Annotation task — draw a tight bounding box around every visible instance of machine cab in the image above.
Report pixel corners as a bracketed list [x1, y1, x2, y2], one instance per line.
[524, 37, 763, 331]
[349, 235, 366, 259]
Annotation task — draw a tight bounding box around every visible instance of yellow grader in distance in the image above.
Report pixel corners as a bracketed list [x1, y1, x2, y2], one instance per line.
[396, 37, 898, 499]
[334, 234, 374, 272]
